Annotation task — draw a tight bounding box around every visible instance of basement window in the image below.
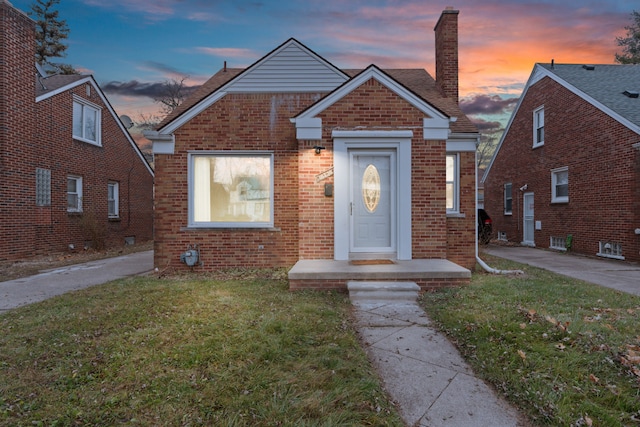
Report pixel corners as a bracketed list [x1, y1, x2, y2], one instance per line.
[597, 241, 624, 260]
[550, 236, 567, 251]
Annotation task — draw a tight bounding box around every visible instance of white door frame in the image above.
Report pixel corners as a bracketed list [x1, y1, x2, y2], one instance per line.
[333, 130, 412, 261]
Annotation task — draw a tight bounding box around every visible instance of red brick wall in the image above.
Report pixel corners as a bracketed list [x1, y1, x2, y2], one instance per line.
[0, 2, 153, 260]
[153, 93, 310, 270]
[155, 78, 476, 271]
[484, 76, 640, 262]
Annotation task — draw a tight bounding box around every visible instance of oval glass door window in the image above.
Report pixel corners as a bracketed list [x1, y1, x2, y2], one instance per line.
[362, 164, 381, 213]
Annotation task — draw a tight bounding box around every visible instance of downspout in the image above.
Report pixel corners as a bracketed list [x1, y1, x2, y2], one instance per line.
[474, 142, 524, 275]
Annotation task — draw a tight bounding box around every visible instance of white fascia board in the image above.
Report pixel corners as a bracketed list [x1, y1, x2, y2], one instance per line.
[37, 75, 154, 176]
[160, 91, 227, 134]
[533, 64, 640, 135]
[423, 117, 450, 140]
[295, 117, 322, 140]
[145, 131, 175, 155]
[446, 133, 480, 152]
[297, 66, 449, 121]
[35, 76, 93, 102]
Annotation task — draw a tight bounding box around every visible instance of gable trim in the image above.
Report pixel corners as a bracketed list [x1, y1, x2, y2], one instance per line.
[295, 65, 450, 121]
[160, 38, 349, 134]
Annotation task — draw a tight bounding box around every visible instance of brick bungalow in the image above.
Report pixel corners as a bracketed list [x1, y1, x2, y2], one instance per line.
[0, 0, 154, 260]
[146, 8, 480, 289]
[483, 63, 640, 263]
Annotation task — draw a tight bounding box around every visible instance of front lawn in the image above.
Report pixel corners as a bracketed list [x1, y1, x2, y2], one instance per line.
[0, 270, 403, 426]
[421, 253, 640, 426]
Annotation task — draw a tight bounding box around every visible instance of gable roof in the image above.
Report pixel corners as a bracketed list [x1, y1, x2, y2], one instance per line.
[483, 63, 640, 182]
[158, 38, 349, 132]
[36, 73, 154, 176]
[158, 38, 477, 135]
[295, 64, 449, 120]
[536, 63, 640, 129]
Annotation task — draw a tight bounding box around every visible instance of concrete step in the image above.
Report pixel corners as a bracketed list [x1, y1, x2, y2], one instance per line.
[347, 281, 420, 303]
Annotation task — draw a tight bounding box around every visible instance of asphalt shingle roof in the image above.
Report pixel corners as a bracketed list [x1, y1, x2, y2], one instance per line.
[159, 67, 477, 134]
[539, 63, 640, 128]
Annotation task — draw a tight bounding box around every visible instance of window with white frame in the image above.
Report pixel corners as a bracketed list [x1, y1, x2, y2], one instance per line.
[36, 168, 51, 206]
[551, 167, 568, 203]
[446, 154, 459, 213]
[72, 97, 101, 145]
[189, 152, 273, 228]
[67, 175, 83, 212]
[108, 182, 119, 218]
[533, 106, 544, 147]
[504, 183, 512, 214]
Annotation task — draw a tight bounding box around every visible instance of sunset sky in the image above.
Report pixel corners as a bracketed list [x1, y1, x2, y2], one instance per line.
[9, 0, 635, 140]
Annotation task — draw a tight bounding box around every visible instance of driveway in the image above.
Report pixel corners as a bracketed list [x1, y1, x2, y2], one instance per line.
[0, 250, 154, 312]
[483, 245, 640, 296]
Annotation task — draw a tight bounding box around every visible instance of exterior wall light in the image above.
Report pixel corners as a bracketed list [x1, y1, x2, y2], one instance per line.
[313, 145, 325, 154]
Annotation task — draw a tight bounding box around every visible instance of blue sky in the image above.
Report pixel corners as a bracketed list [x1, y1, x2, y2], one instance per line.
[9, 0, 636, 140]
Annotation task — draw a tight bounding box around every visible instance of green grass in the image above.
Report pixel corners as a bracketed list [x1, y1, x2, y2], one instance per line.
[0, 270, 403, 427]
[421, 253, 640, 426]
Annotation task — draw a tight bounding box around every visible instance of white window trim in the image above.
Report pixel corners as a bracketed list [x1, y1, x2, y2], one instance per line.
[67, 175, 83, 213]
[504, 182, 513, 215]
[187, 151, 274, 228]
[533, 106, 544, 148]
[108, 182, 119, 218]
[73, 95, 102, 146]
[446, 153, 460, 214]
[551, 166, 569, 203]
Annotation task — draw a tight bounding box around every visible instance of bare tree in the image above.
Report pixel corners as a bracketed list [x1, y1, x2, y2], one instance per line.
[477, 129, 502, 169]
[615, 10, 640, 64]
[153, 77, 191, 115]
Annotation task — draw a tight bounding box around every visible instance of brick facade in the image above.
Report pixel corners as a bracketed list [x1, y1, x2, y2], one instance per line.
[0, 1, 153, 261]
[484, 74, 640, 263]
[150, 9, 478, 275]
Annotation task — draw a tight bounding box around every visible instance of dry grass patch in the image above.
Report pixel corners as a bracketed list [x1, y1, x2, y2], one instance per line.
[0, 270, 403, 426]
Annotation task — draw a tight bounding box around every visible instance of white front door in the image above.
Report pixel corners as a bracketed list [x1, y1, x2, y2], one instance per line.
[350, 150, 396, 254]
[523, 192, 535, 246]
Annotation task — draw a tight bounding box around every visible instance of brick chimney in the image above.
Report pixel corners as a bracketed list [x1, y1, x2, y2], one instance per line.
[434, 7, 459, 103]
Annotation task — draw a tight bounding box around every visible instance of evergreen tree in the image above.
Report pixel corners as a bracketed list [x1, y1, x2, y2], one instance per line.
[615, 10, 640, 64]
[29, 0, 74, 71]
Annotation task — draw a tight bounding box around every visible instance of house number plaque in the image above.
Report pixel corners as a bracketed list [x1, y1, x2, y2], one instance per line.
[362, 164, 380, 213]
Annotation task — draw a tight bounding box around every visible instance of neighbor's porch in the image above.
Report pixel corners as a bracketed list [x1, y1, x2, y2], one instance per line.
[288, 259, 471, 291]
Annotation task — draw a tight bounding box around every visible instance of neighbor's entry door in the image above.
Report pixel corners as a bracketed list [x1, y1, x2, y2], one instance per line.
[349, 150, 396, 254]
[522, 192, 535, 246]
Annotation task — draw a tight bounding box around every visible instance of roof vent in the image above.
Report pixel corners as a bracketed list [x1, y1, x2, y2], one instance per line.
[582, 64, 595, 70]
[623, 90, 639, 98]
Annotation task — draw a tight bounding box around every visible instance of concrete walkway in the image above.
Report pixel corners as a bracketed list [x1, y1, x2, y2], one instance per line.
[483, 245, 640, 296]
[0, 250, 154, 312]
[351, 297, 529, 426]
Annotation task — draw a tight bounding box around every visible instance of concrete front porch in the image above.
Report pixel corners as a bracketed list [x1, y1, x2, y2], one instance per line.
[288, 259, 471, 291]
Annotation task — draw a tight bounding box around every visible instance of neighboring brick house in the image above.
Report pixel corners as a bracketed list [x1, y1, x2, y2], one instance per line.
[483, 63, 640, 262]
[146, 8, 479, 287]
[0, 1, 154, 260]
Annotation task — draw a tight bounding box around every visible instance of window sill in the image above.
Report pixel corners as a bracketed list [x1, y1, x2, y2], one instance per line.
[67, 211, 83, 216]
[109, 217, 121, 222]
[182, 226, 282, 232]
[532, 143, 544, 149]
[73, 137, 102, 147]
[446, 212, 465, 218]
[551, 199, 569, 204]
[504, 212, 513, 216]
[596, 252, 625, 261]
